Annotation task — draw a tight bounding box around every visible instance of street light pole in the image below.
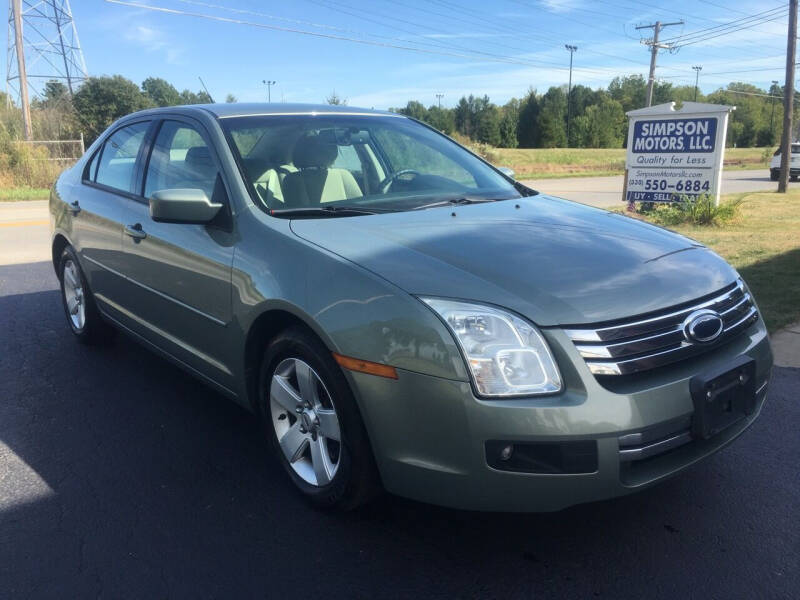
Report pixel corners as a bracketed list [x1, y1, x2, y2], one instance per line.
[692, 65, 702, 101]
[565, 44, 577, 147]
[263, 79, 276, 102]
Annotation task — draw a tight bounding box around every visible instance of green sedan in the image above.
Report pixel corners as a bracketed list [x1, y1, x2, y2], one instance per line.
[49, 103, 772, 511]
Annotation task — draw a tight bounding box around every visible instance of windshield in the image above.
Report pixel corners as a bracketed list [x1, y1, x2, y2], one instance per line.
[221, 114, 522, 215]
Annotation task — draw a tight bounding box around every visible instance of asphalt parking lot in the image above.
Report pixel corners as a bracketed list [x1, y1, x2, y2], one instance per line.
[1, 260, 798, 599]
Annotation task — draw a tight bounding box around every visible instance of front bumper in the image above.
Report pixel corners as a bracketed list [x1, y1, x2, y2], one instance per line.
[347, 319, 772, 512]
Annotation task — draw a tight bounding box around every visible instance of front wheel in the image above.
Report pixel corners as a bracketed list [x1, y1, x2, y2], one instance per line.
[258, 327, 380, 509]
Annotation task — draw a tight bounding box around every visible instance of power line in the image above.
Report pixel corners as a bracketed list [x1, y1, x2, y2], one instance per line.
[105, 0, 621, 75]
[663, 7, 788, 46]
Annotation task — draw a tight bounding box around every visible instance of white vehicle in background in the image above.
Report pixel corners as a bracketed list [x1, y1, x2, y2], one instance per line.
[769, 143, 800, 181]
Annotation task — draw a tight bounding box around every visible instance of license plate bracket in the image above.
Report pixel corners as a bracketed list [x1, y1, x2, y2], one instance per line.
[690, 355, 756, 440]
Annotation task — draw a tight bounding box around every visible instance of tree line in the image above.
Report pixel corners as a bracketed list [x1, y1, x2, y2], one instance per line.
[392, 75, 792, 149]
[1, 73, 792, 150]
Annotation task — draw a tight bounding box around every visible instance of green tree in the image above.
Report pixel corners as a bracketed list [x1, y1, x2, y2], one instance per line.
[516, 89, 540, 148]
[41, 80, 69, 109]
[537, 87, 567, 147]
[425, 105, 455, 134]
[326, 90, 347, 105]
[142, 77, 181, 106]
[608, 75, 647, 113]
[72, 75, 153, 143]
[225, 93, 237, 103]
[454, 95, 476, 138]
[475, 103, 502, 146]
[499, 99, 519, 148]
[179, 89, 213, 104]
[581, 96, 625, 147]
[396, 100, 428, 121]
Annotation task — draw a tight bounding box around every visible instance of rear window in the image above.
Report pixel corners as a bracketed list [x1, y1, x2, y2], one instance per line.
[95, 121, 150, 192]
[774, 144, 800, 156]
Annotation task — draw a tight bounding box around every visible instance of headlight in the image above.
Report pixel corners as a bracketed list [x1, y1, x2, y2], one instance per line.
[420, 298, 562, 397]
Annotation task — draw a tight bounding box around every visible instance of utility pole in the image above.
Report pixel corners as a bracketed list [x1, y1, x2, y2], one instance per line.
[692, 65, 702, 102]
[435, 93, 444, 108]
[778, 0, 797, 193]
[263, 79, 275, 102]
[771, 79, 780, 143]
[636, 20, 683, 107]
[565, 44, 577, 147]
[11, 0, 32, 140]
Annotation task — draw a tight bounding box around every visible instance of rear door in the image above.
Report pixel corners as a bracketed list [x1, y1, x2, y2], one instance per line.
[115, 117, 236, 389]
[74, 120, 151, 309]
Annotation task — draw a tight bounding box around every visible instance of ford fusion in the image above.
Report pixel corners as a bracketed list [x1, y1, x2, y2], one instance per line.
[49, 104, 772, 511]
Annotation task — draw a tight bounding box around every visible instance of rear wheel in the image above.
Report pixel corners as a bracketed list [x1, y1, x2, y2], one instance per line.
[58, 246, 115, 344]
[258, 327, 380, 509]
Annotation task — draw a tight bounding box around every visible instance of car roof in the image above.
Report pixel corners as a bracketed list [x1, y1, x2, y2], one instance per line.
[131, 103, 399, 120]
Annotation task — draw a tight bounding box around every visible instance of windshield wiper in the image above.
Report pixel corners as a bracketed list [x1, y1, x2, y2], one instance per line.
[269, 206, 381, 218]
[411, 196, 503, 211]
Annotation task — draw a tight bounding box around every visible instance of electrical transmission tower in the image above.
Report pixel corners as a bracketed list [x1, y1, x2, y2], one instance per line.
[6, 0, 88, 139]
[636, 20, 683, 108]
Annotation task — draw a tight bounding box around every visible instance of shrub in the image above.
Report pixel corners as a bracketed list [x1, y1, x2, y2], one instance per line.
[641, 194, 743, 226]
[0, 130, 68, 188]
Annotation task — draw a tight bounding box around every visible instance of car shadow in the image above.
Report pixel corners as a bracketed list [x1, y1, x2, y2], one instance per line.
[0, 262, 797, 598]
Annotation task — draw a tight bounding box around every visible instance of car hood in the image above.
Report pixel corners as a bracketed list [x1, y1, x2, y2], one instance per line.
[289, 195, 738, 325]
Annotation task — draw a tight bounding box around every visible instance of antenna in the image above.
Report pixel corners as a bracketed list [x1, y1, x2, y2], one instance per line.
[198, 76, 214, 103]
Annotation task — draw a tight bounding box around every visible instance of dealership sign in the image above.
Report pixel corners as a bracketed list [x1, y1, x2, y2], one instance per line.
[625, 102, 734, 204]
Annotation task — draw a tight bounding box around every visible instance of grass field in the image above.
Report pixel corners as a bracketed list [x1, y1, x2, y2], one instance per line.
[627, 190, 800, 332]
[492, 147, 771, 179]
[0, 186, 50, 201]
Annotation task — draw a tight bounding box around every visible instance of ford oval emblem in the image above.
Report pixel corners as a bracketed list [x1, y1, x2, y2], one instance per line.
[682, 309, 724, 344]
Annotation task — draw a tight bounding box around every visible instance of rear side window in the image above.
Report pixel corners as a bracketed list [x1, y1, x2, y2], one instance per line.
[144, 120, 220, 201]
[94, 122, 150, 192]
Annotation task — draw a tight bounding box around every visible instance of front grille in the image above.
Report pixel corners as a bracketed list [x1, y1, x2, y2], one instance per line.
[564, 280, 758, 376]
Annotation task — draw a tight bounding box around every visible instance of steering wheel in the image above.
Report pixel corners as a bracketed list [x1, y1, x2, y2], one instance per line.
[378, 169, 420, 193]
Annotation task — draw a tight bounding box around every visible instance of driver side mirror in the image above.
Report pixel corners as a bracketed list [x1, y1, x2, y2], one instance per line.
[497, 166, 516, 180]
[149, 189, 223, 224]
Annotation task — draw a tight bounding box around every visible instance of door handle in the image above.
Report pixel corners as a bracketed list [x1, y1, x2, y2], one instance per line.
[124, 223, 147, 241]
[69, 200, 81, 215]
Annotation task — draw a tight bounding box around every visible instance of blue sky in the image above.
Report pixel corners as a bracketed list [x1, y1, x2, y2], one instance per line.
[45, 0, 794, 107]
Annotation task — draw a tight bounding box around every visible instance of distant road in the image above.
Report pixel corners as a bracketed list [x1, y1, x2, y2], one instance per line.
[522, 169, 776, 208]
[0, 171, 780, 266]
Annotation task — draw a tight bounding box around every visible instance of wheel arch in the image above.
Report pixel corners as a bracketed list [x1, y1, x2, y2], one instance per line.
[242, 305, 338, 414]
[51, 232, 71, 273]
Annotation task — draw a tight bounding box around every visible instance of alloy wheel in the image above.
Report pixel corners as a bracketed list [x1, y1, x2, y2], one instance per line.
[269, 358, 342, 486]
[62, 259, 86, 330]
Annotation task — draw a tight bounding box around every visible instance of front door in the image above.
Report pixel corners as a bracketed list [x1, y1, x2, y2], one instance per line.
[74, 120, 151, 309]
[117, 118, 236, 390]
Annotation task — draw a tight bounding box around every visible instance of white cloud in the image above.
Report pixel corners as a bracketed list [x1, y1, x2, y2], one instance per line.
[124, 24, 185, 65]
[539, 0, 584, 13]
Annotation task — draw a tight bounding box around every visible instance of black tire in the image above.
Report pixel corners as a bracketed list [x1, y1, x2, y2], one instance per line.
[57, 246, 116, 345]
[258, 326, 380, 510]
[770, 170, 779, 181]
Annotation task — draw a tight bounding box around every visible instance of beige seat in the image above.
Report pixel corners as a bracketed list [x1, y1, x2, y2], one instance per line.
[282, 135, 362, 207]
[254, 165, 297, 207]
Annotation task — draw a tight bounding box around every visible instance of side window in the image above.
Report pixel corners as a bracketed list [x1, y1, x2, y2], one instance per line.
[332, 145, 362, 173]
[144, 120, 220, 201]
[94, 122, 150, 192]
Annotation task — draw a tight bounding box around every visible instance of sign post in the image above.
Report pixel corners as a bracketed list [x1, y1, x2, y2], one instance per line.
[624, 102, 734, 207]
